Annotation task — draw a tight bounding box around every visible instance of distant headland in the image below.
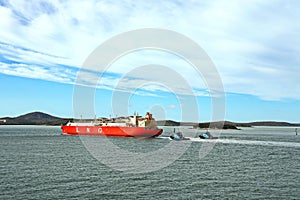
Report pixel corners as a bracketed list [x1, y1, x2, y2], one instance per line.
[156, 120, 300, 129]
[0, 112, 72, 126]
[0, 112, 299, 129]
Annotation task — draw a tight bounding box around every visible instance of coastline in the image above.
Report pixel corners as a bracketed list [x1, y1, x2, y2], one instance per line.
[1, 112, 300, 129]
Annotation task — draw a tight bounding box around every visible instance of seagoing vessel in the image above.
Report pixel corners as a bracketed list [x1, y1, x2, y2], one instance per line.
[61, 112, 163, 137]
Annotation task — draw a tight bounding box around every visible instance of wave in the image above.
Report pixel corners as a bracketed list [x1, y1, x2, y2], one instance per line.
[158, 137, 300, 148]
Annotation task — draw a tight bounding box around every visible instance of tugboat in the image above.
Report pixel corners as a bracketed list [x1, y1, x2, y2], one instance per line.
[61, 112, 163, 138]
[199, 131, 218, 139]
[169, 132, 190, 140]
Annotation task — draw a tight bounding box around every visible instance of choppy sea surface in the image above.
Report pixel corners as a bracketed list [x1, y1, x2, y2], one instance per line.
[1, 125, 299, 199]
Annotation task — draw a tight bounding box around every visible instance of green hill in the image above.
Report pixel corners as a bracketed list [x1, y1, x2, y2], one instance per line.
[1, 112, 299, 128]
[0, 112, 71, 125]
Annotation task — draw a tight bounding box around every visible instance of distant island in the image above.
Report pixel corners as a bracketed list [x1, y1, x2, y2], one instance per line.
[0, 112, 72, 126]
[0, 112, 299, 129]
[156, 120, 300, 129]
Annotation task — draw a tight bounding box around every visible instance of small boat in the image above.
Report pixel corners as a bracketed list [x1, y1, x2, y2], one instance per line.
[199, 131, 218, 139]
[169, 132, 190, 140]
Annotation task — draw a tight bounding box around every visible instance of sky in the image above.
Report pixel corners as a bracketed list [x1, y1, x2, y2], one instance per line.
[0, 0, 300, 122]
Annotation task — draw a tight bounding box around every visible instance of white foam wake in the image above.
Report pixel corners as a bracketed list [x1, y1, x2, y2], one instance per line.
[158, 136, 300, 148]
[190, 138, 300, 148]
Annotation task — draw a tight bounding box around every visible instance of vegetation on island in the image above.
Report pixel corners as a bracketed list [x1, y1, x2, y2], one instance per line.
[0, 112, 71, 126]
[0, 112, 299, 129]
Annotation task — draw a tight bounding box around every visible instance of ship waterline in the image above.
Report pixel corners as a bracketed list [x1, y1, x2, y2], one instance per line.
[61, 126, 163, 137]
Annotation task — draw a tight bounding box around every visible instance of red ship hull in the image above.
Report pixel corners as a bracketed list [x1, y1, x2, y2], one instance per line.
[61, 125, 163, 138]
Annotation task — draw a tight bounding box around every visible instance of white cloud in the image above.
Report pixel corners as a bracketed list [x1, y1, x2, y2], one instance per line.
[1, 0, 300, 100]
[0, 61, 76, 84]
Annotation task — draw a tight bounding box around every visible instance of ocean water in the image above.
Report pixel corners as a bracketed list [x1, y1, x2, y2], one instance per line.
[0, 125, 299, 199]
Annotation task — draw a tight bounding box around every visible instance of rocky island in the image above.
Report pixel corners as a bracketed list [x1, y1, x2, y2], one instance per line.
[1, 112, 299, 129]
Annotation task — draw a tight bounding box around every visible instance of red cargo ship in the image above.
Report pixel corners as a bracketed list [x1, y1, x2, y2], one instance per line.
[61, 112, 163, 138]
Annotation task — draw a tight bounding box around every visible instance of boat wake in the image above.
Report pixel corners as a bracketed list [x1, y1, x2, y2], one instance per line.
[158, 137, 300, 148]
